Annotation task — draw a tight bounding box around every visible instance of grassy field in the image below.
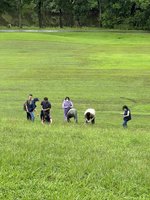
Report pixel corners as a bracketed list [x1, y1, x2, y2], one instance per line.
[0, 31, 150, 200]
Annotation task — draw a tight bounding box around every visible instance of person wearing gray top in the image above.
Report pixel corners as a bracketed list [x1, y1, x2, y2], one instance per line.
[67, 108, 78, 123]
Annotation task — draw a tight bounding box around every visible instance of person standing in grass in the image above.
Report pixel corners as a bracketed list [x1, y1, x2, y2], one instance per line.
[122, 105, 131, 128]
[24, 94, 39, 121]
[40, 97, 52, 125]
[84, 108, 95, 124]
[62, 97, 73, 121]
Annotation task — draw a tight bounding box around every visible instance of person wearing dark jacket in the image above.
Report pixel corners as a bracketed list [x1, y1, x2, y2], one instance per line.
[24, 94, 39, 121]
[122, 105, 131, 128]
[40, 97, 52, 124]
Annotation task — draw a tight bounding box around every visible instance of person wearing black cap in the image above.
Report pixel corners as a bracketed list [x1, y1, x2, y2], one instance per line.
[24, 94, 39, 121]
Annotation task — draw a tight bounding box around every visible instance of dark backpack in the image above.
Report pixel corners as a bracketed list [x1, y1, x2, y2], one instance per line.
[23, 101, 27, 111]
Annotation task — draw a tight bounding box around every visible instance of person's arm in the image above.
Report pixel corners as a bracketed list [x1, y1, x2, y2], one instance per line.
[34, 108, 39, 116]
[70, 101, 73, 108]
[33, 101, 39, 115]
[87, 116, 95, 123]
[62, 101, 65, 109]
[34, 98, 39, 102]
[25, 105, 29, 112]
[124, 110, 130, 118]
[43, 107, 50, 111]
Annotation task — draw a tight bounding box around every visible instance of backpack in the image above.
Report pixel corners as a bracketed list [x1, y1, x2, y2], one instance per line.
[23, 101, 27, 111]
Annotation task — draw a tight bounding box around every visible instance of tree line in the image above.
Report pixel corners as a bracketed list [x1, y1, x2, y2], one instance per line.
[0, 0, 150, 30]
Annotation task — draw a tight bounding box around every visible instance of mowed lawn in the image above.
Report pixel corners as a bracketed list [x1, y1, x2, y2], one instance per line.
[0, 31, 150, 200]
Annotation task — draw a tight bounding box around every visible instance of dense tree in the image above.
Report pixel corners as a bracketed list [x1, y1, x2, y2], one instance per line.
[33, 0, 44, 28]
[0, 0, 150, 30]
[0, 0, 11, 14]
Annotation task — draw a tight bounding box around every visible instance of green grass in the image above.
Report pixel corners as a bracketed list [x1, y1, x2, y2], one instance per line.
[0, 31, 150, 199]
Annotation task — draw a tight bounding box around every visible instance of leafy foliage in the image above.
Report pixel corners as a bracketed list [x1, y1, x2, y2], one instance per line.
[0, 0, 150, 29]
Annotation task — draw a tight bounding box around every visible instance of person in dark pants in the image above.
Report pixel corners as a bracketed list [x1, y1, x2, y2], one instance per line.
[40, 97, 52, 124]
[67, 108, 78, 123]
[24, 94, 39, 121]
[84, 108, 95, 124]
[122, 105, 131, 128]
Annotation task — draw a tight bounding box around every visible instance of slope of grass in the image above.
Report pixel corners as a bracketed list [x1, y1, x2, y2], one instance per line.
[0, 31, 150, 199]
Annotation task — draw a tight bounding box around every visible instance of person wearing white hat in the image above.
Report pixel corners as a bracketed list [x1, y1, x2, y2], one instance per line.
[84, 108, 95, 124]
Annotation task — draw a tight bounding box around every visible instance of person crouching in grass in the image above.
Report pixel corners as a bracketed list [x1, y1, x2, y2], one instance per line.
[122, 105, 131, 128]
[84, 108, 95, 124]
[66, 108, 78, 123]
[40, 97, 52, 125]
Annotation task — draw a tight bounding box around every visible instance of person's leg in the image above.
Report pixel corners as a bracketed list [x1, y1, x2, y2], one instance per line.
[123, 119, 128, 128]
[40, 110, 44, 124]
[64, 113, 67, 121]
[45, 114, 50, 124]
[67, 112, 72, 122]
[85, 117, 88, 123]
[30, 112, 35, 122]
[67, 116, 71, 122]
[64, 109, 68, 121]
[91, 118, 95, 124]
[50, 118, 52, 124]
[40, 110, 44, 120]
[27, 112, 31, 120]
[74, 111, 78, 123]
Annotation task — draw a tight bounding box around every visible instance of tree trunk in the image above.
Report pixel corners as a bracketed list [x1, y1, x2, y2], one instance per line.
[98, 0, 102, 27]
[77, 17, 81, 27]
[38, 0, 43, 28]
[69, 12, 74, 27]
[59, 9, 63, 28]
[18, 0, 22, 28]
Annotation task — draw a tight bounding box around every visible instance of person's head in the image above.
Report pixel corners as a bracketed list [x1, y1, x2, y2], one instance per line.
[44, 97, 48, 102]
[65, 97, 70, 101]
[122, 105, 128, 111]
[86, 112, 91, 120]
[28, 94, 33, 100]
